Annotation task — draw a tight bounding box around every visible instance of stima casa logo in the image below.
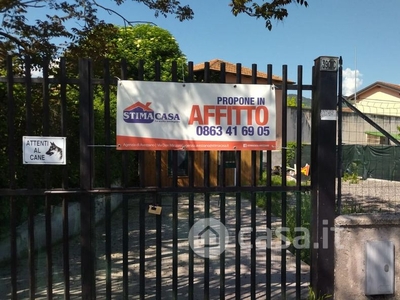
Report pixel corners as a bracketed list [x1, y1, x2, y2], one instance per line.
[123, 102, 180, 123]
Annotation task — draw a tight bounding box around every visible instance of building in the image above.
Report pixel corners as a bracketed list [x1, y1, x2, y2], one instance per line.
[141, 59, 290, 186]
[344, 81, 400, 145]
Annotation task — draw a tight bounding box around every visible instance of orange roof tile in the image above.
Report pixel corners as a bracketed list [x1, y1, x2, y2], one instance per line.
[193, 59, 291, 83]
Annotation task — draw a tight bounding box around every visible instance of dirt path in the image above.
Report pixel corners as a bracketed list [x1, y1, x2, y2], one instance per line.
[0, 195, 310, 299]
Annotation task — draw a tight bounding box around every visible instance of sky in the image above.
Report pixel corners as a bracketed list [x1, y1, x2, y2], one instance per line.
[28, 0, 400, 96]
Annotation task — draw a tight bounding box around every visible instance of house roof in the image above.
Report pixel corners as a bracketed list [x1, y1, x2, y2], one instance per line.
[124, 102, 152, 111]
[193, 58, 292, 83]
[347, 81, 400, 101]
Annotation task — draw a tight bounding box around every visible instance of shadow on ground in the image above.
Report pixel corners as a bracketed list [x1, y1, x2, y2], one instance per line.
[0, 194, 310, 299]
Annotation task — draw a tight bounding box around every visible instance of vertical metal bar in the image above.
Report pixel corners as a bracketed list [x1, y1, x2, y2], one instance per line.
[7, 55, 17, 300]
[171, 61, 179, 300]
[281, 65, 288, 299]
[219, 205, 226, 298]
[137, 59, 146, 300]
[122, 191, 129, 300]
[266, 64, 273, 298]
[311, 56, 338, 297]
[59, 57, 70, 300]
[42, 59, 54, 300]
[24, 56, 33, 143]
[79, 58, 95, 300]
[219, 62, 226, 83]
[62, 196, 70, 300]
[295, 66, 303, 186]
[203, 61, 211, 300]
[295, 65, 304, 299]
[45, 195, 53, 300]
[235, 63, 242, 300]
[59, 57, 68, 174]
[120, 59, 129, 300]
[250, 64, 257, 300]
[80, 196, 94, 300]
[204, 151, 210, 300]
[337, 57, 343, 214]
[154, 60, 163, 300]
[155, 191, 162, 300]
[42, 59, 50, 136]
[310, 64, 318, 292]
[139, 195, 145, 300]
[204, 61, 210, 82]
[188, 151, 195, 300]
[235, 149, 242, 300]
[171, 148, 178, 298]
[6, 55, 15, 192]
[28, 193, 35, 300]
[103, 60, 112, 188]
[187, 61, 195, 300]
[24, 56, 36, 300]
[103, 59, 112, 299]
[10, 197, 17, 300]
[250, 152, 257, 300]
[219, 62, 226, 300]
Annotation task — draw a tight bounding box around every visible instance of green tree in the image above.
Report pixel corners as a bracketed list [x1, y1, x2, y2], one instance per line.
[1, 0, 309, 62]
[287, 95, 298, 107]
[59, 24, 188, 185]
[287, 94, 311, 108]
[0, 23, 187, 189]
[65, 23, 187, 81]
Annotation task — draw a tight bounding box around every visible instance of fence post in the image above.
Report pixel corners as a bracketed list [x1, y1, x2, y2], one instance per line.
[310, 56, 339, 297]
[79, 58, 95, 299]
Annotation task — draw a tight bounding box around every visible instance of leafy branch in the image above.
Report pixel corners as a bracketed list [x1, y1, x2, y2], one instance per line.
[1, 0, 309, 63]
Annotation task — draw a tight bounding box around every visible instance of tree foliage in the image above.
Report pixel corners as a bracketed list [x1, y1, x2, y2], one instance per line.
[59, 24, 188, 185]
[230, 0, 308, 30]
[1, 0, 308, 63]
[64, 24, 187, 81]
[0, 23, 186, 191]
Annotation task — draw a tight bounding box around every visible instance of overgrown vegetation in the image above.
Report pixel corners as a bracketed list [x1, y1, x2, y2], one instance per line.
[285, 141, 298, 166]
[339, 202, 365, 214]
[342, 161, 360, 184]
[307, 286, 332, 300]
[255, 172, 312, 264]
[287, 94, 311, 108]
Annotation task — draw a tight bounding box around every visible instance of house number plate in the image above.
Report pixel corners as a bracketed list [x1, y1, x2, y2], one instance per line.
[320, 57, 339, 71]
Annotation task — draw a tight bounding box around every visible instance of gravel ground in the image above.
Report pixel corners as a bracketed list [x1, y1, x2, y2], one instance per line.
[2, 177, 396, 300]
[339, 178, 400, 213]
[0, 195, 310, 300]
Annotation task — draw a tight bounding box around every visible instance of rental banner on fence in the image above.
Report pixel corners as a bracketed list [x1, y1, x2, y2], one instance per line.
[116, 81, 276, 151]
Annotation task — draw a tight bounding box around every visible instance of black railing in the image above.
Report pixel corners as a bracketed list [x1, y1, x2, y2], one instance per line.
[0, 56, 325, 299]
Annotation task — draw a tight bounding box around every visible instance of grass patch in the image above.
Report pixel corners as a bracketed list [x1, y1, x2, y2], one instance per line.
[255, 173, 312, 265]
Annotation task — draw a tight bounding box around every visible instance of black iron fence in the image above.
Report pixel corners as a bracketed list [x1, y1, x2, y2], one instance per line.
[0, 56, 338, 299]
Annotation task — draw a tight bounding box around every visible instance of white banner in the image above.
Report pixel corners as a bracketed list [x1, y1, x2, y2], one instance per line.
[116, 81, 276, 151]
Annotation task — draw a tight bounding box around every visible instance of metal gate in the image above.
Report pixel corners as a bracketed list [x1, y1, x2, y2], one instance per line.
[0, 56, 339, 299]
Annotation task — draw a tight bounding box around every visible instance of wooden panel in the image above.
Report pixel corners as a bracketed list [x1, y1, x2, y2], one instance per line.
[141, 150, 260, 187]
